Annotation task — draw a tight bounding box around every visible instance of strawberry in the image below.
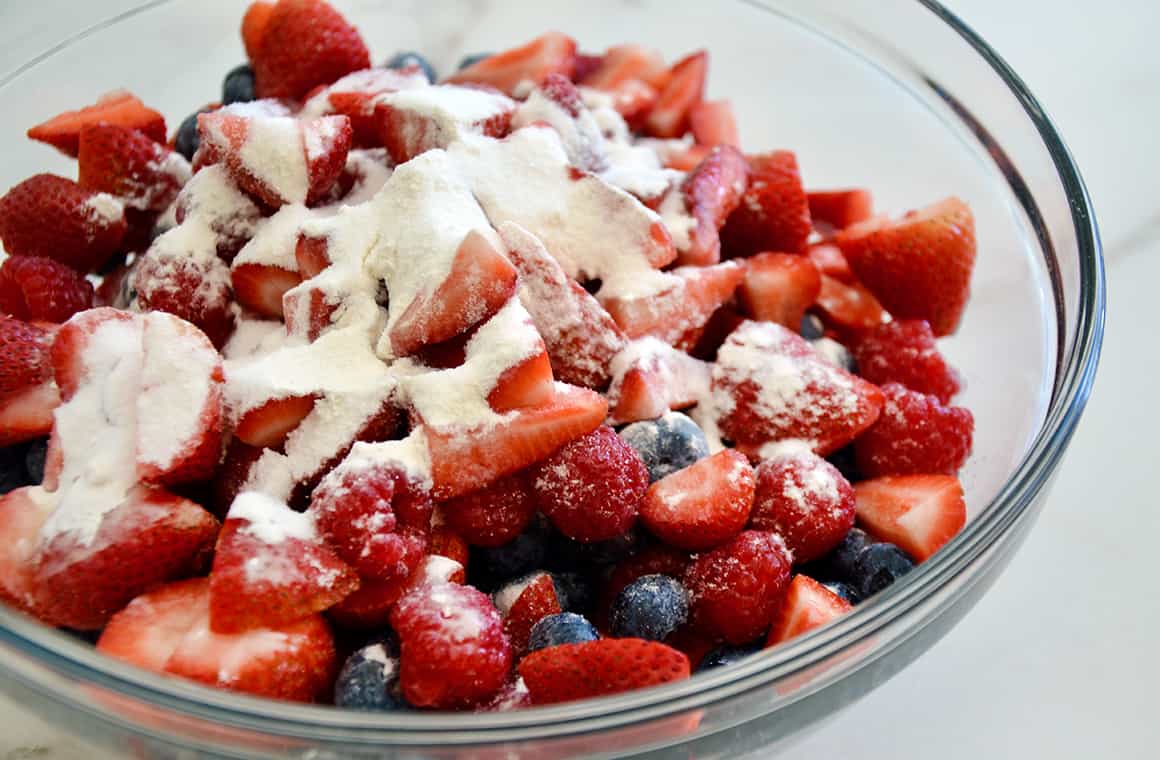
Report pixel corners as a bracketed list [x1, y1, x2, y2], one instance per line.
[814, 273, 889, 332]
[711, 321, 884, 456]
[807, 242, 855, 282]
[807, 189, 873, 231]
[580, 44, 670, 90]
[503, 574, 563, 656]
[853, 474, 966, 561]
[604, 79, 661, 129]
[327, 573, 418, 630]
[426, 383, 608, 500]
[644, 51, 707, 138]
[0, 487, 54, 614]
[664, 144, 713, 172]
[852, 320, 961, 403]
[390, 582, 512, 709]
[387, 229, 518, 357]
[0, 381, 59, 446]
[835, 197, 976, 336]
[519, 638, 690, 705]
[27, 91, 166, 157]
[677, 302, 746, 362]
[606, 338, 709, 425]
[675, 144, 749, 266]
[750, 449, 855, 563]
[532, 425, 649, 543]
[853, 383, 973, 477]
[282, 281, 341, 342]
[98, 577, 337, 702]
[77, 124, 191, 213]
[231, 263, 302, 319]
[689, 100, 739, 147]
[209, 494, 358, 633]
[428, 528, 469, 583]
[447, 32, 578, 96]
[0, 174, 127, 272]
[320, 68, 430, 147]
[640, 449, 755, 551]
[241, 1, 275, 60]
[133, 239, 237, 349]
[488, 350, 556, 413]
[250, 0, 370, 99]
[765, 574, 852, 647]
[0, 317, 54, 399]
[601, 262, 745, 344]
[737, 252, 822, 329]
[33, 485, 219, 630]
[440, 472, 538, 548]
[374, 85, 516, 165]
[173, 165, 263, 263]
[0, 256, 95, 323]
[683, 530, 791, 644]
[720, 151, 811, 257]
[234, 395, 318, 449]
[212, 439, 263, 518]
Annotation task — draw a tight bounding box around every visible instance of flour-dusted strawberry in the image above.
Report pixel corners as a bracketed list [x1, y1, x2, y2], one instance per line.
[852, 320, 961, 404]
[677, 301, 746, 361]
[853, 474, 966, 562]
[27, 91, 166, 157]
[98, 577, 337, 702]
[606, 338, 710, 425]
[77, 124, 191, 213]
[232, 263, 302, 319]
[174, 165, 264, 263]
[808, 189, 873, 231]
[836, 197, 976, 336]
[502, 574, 563, 656]
[304, 67, 430, 147]
[737, 252, 822, 329]
[0, 487, 55, 615]
[814, 273, 889, 333]
[249, 0, 370, 100]
[600, 261, 745, 345]
[488, 348, 556, 413]
[441, 472, 538, 548]
[375, 84, 516, 164]
[0, 317, 54, 399]
[603, 78, 662, 128]
[712, 321, 883, 456]
[447, 32, 578, 96]
[644, 51, 707, 138]
[750, 449, 855, 563]
[683, 530, 792, 644]
[134, 237, 237, 349]
[510, 74, 610, 172]
[640, 449, 755, 551]
[0, 175, 126, 272]
[211, 439, 264, 518]
[0, 381, 60, 446]
[519, 638, 690, 705]
[807, 242, 855, 282]
[0, 256, 95, 323]
[720, 151, 811, 257]
[853, 383, 974, 477]
[580, 43, 670, 90]
[671, 144, 749, 266]
[765, 574, 852, 647]
[689, 99, 739, 147]
[390, 582, 512, 709]
[234, 395, 317, 449]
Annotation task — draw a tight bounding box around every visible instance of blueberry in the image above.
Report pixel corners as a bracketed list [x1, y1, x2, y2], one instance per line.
[698, 644, 759, 672]
[0, 444, 31, 495]
[470, 518, 551, 589]
[384, 51, 436, 83]
[552, 571, 596, 614]
[175, 109, 211, 162]
[222, 63, 256, 105]
[457, 52, 493, 71]
[809, 527, 871, 582]
[23, 438, 47, 484]
[609, 574, 689, 641]
[334, 638, 406, 710]
[852, 543, 914, 598]
[619, 412, 710, 483]
[799, 313, 826, 340]
[811, 337, 857, 373]
[822, 581, 861, 605]
[527, 612, 600, 653]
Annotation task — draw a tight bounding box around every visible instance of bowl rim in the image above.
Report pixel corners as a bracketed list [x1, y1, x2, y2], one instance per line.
[0, 0, 1106, 746]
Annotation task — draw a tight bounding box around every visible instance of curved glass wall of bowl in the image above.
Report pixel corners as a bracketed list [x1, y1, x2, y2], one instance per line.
[0, 0, 1103, 758]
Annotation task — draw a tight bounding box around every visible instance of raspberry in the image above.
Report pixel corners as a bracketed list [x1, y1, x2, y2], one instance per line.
[532, 426, 648, 543]
[852, 320, 961, 403]
[133, 244, 236, 348]
[0, 256, 94, 322]
[853, 383, 974, 477]
[0, 316, 54, 397]
[750, 450, 855, 563]
[441, 472, 538, 547]
[684, 530, 792, 644]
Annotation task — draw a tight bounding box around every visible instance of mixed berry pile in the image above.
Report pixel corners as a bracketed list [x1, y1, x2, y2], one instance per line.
[0, 0, 977, 712]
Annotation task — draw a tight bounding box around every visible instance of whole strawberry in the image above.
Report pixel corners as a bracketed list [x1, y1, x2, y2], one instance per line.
[0, 174, 126, 272]
[78, 124, 191, 212]
[250, 0, 371, 100]
[0, 256, 94, 323]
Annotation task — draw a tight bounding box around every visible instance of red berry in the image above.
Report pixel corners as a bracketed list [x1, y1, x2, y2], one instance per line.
[502, 574, 562, 656]
[0, 174, 126, 272]
[853, 383, 974, 477]
[720, 150, 811, 257]
[133, 242, 236, 348]
[0, 317, 54, 398]
[750, 449, 855, 563]
[852, 320, 961, 404]
[639, 449, 755, 551]
[518, 638, 690, 705]
[684, 530, 792, 644]
[78, 123, 190, 213]
[532, 425, 648, 543]
[0, 256, 94, 323]
[251, 0, 371, 100]
[440, 472, 538, 548]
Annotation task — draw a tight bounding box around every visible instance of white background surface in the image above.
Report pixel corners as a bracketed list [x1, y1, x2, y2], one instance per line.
[0, 1, 1156, 758]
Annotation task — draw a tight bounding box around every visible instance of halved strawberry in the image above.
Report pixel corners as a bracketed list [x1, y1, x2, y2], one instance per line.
[814, 273, 889, 332]
[212, 438, 264, 518]
[27, 91, 166, 157]
[737, 252, 822, 329]
[853, 474, 966, 562]
[663, 144, 712, 172]
[503, 574, 562, 656]
[241, 1, 275, 60]
[808, 189, 873, 231]
[375, 85, 515, 164]
[640, 449, 755, 550]
[852, 320, 961, 404]
[606, 338, 709, 425]
[294, 231, 332, 278]
[78, 124, 191, 213]
[488, 350, 555, 413]
[234, 395, 318, 449]
[807, 242, 855, 282]
[232, 262, 302, 319]
[835, 197, 976, 336]
[601, 262, 745, 345]
[519, 638, 690, 705]
[446, 32, 578, 96]
[251, 0, 370, 100]
[0, 317, 54, 400]
[643, 51, 707, 138]
[0, 381, 59, 446]
[580, 44, 669, 90]
[603, 78, 661, 128]
[426, 383, 608, 499]
[674, 144, 749, 266]
[689, 100, 739, 147]
[765, 574, 852, 646]
[720, 151, 811, 257]
[98, 577, 337, 703]
[282, 281, 339, 342]
[853, 383, 974, 477]
[676, 302, 746, 362]
[0, 487, 54, 614]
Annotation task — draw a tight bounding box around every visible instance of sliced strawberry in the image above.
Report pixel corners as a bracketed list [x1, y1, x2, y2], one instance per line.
[808, 189, 873, 231]
[488, 350, 556, 413]
[426, 383, 607, 500]
[446, 32, 578, 96]
[440, 472, 538, 548]
[49, 307, 137, 401]
[677, 302, 746, 362]
[282, 281, 340, 342]
[0, 175, 127, 272]
[601, 262, 745, 345]
[98, 577, 337, 703]
[689, 100, 739, 147]
[251, 0, 370, 100]
[326, 568, 419, 629]
[814, 274, 889, 333]
[511, 74, 608, 172]
[519, 638, 690, 705]
[234, 395, 318, 449]
[640, 449, 755, 550]
[77, 124, 191, 212]
[807, 242, 855, 282]
[684, 530, 791, 644]
[0, 317, 54, 399]
[737, 252, 822, 329]
[0, 487, 54, 614]
[580, 44, 669, 90]
[503, 574, 562, 656]
[27, 91, 166, 157]
[720, 151, 811, 257]
[852, 320, 961, 403]
[134, 235, 236, 349]
[765, 574, 852, 646]
[241, 1, 275, 60]
[835, 197, 976, 336]
[853, 474, 966, 562]
[674, 144, 749, 266]
[606, 339, 710, 425]
[603, 78, 661, 128]
[294, 231, 332, 278]
[173, 165, 263, 263]
[306, 66, 431, 146]
[750, 449, 855, 563]
[663, 144, 712, 172]
[853, 383, 974, 477]
[643, 51, 707, 138]
[375, 85, 515, 164]
[232, 262, 302, 319]
[212, 438, 263, 518]
[0, 381, 59, 446]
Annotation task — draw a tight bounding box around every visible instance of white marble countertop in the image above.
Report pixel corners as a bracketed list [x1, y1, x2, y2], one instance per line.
[1, 1, 1156, 758]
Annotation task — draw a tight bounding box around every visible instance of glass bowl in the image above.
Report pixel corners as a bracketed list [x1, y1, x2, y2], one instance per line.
[0, 0, 1104, 757]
